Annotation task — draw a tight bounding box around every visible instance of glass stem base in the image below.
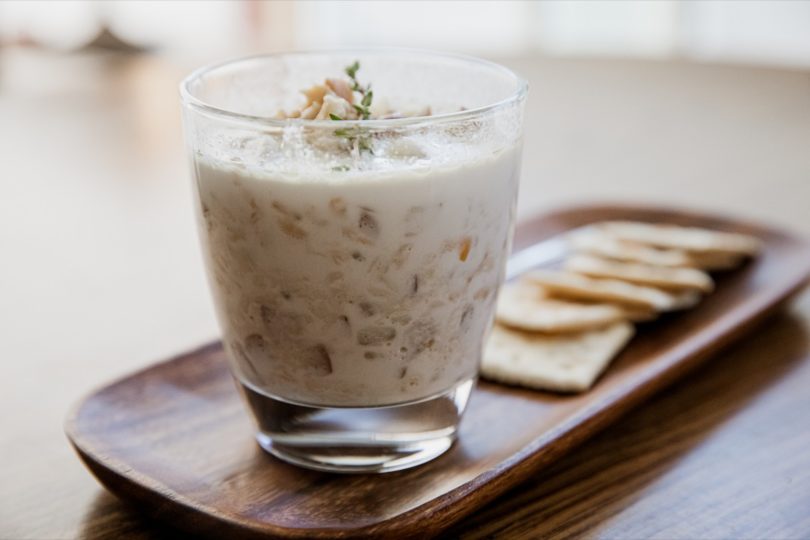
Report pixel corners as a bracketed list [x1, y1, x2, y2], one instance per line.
[237, 378, 475, 473]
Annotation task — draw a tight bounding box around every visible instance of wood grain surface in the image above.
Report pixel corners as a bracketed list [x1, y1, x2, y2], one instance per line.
[65, 205, 810, 539]
[3, 46, 810, 539]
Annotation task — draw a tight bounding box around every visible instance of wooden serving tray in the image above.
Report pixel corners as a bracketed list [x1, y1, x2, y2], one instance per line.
[66, 204, 810, 539]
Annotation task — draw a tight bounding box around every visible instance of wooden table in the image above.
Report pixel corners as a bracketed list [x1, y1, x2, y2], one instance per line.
[1, 46, 809, 539]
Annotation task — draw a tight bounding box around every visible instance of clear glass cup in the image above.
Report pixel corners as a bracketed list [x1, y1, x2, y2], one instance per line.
[180, 50, 526, 473]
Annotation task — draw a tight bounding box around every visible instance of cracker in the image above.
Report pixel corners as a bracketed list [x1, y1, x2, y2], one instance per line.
[525, 269, 684, 311]
[620, 291, 698, 320]
[496, 281, 626, 333]
[571, 229, 747, 271]
[481, 321, 635, 392]
[570, 230, 692, 267]
[565, 254, 714, 293]
[597, 221, 762, 256]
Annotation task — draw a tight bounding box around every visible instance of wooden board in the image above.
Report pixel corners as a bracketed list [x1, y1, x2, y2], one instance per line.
[65, 204, 810, 539]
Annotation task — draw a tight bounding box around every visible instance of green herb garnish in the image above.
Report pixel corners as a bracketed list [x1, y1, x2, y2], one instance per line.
[344, 60, 372, 119]
[328, 60, 374, 154]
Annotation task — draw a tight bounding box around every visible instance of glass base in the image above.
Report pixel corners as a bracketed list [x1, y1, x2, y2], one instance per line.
[237, 378, 475, 473]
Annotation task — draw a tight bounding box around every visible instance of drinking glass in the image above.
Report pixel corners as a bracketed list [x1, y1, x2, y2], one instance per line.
[180, 50, 526, 473]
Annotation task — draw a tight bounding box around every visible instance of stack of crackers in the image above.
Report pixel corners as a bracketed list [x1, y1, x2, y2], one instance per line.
[482, 221, 761, 393]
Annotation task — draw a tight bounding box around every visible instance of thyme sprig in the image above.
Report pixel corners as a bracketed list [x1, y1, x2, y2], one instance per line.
[345, 60, 373, 120]
[329, 60, 374, 154]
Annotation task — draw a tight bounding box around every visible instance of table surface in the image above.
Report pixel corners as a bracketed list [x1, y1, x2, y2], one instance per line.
[2, 46, 810, 540]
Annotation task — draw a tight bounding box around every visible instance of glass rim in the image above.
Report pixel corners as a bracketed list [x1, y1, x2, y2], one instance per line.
[179, 48, 528, 129]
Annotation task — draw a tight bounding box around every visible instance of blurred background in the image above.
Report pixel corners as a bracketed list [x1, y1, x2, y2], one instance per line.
[2, 3, 810, 536]
[3, 1, 810, 65]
